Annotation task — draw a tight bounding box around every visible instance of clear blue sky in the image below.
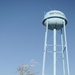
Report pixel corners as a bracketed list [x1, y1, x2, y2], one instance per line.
[0, 0, 75, 75]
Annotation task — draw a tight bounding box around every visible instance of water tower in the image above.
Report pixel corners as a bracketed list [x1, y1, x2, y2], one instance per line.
[42, 10, 70, 75]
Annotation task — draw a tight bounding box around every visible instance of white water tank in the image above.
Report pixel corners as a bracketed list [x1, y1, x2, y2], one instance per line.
[42, 10, 67, 30]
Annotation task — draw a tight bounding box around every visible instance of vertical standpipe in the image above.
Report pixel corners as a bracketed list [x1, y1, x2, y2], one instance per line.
[53, 29, 57, 75]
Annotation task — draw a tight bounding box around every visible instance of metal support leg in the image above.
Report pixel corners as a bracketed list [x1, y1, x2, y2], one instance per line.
[61, 29, 65, 75]
[63, 21, 70, 75]
[42, 20, 48, 75]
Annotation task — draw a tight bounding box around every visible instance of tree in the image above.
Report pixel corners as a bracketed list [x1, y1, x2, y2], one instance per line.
[17, 60, 38, 75]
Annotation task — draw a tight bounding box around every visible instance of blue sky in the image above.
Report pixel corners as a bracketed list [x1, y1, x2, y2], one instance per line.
[0, 0, 75, 75]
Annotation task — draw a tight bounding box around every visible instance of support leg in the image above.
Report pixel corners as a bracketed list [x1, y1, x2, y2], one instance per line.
[42, 20, 48, 75]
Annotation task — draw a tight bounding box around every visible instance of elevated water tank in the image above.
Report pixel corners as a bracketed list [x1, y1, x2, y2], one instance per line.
[42, 10, 67, 30]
